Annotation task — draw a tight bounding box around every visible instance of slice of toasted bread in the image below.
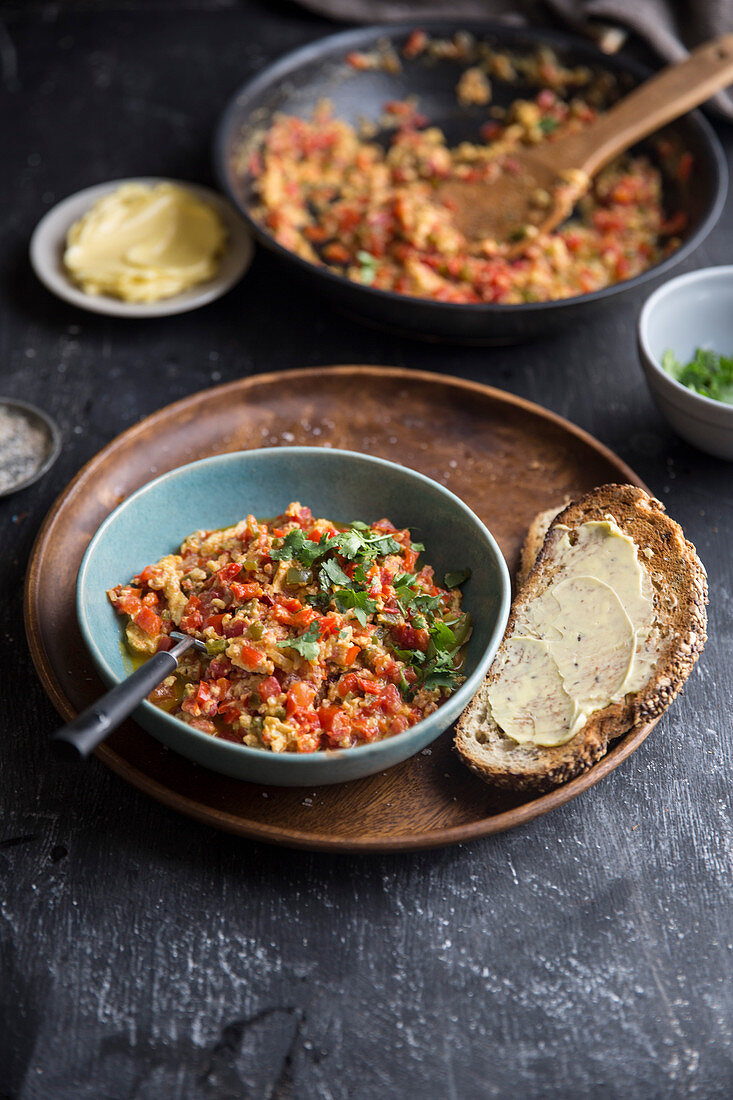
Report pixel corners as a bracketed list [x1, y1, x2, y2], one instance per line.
[455, 485, 708, 792]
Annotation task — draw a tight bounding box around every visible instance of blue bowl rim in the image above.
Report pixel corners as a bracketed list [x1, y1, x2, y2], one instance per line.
[76, 445, 512, 766]
[212, 19, 728, 317]
[638, 264, 733, 418]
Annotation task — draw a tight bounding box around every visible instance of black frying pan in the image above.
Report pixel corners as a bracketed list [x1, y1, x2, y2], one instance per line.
[214, 22, 727, 344]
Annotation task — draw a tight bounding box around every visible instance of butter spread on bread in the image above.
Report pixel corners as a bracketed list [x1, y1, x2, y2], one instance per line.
[488, 519, 657, 747]
[455, 485, 708, 792]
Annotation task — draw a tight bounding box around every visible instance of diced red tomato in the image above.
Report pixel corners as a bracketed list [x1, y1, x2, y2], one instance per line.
[180, 595, 203, 632]
[218, 701, 241, 725]
[391, 624, 429, 652]
[222, 618, 246, 638]
[238, 643, 266, 671]
[182, 681, 218, 719]
[217, 563, 242, 584]
[345, 50, 371, 70]
[318, 613, 341, 637]
[323, 242, 350, 264]
[337, 673, 383, 697]
[286, 681, 317, 716]
[258, 675, 282, 701]
[318, 705, 352, 746]
[295, 724, 321, 753]
[187, 717, 217, 735]
[291, 607, 317, 628]
[344, 645, 361, 664]
[230, 581, 263, 602]
[379, 684, 402, 715]
[403, 29, 427, 59]
[208, 656, 232, 679]
[203, 613, 226, 633]
[133, 605, 162, 636]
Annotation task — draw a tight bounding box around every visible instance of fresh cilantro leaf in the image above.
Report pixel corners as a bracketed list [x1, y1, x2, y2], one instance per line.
[422, 667, 461, 691]
[334, 529, 365, 560]
[333, 588, 378, 626]
[410, 541, 425, 552]
[270, 528, 309, 561]
[352, 563, 371, 588]
[272, 529, 341, 568]
[334, 527, 401, 562]
[397, 671, 413, 698]
[429, 620, 457, 653]
[276, 622, 320, 662]
[444, 568, 471, 589]
[663, 346, 733, 403]
[319, 557, 352, 591]
[349, 520, 370, 530]
[373, 534, 402, 556]
[662, 348, 680, 375]
[391, 646, 426, 665]
[411, 593, 443, 615]
[419, 648, 462, 692]
[304, 591, 329, 609]
[356, 252, 377, 285]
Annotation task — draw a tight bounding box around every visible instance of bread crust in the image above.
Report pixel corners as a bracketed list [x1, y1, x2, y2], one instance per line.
[455, 485, 708, 792]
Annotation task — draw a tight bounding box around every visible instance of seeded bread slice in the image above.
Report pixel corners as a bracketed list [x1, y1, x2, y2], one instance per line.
[455, 484, 708, 792]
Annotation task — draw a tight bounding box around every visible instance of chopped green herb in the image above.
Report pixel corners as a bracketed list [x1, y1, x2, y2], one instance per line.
[356, 250, 377, 285]
[444, 568, 471, 589]
[397, 671, 413, 698]
[662, 347, 733, 405]
[391, 646, 426, 665]
[335, 526, 401, 562]
[428, 619, 457, 653]
[276, 621, 321, 662]
[333, 587, 378, 627]
[319, 557, 352, 591]
[411, 593, 443, 615]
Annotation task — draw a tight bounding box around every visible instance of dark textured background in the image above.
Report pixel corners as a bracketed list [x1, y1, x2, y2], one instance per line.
[1, 2, 731, 1097]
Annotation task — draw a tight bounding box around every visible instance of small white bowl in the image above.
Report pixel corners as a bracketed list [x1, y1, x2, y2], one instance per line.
[638, 266, 733, 461]
[29, 177, 254, 318]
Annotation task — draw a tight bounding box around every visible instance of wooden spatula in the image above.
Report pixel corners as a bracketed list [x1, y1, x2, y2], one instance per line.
[437, 34, 733, 250]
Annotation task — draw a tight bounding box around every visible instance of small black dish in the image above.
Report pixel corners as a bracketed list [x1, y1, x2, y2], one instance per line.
[0, 398, 62, 497]
[214, 21, 727, 344]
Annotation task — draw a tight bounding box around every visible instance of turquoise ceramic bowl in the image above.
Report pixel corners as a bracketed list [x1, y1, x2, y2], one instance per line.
[77, 448, 510, 786]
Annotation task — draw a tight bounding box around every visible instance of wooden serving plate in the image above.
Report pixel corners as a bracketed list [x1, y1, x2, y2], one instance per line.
[25, 366, 656, 852]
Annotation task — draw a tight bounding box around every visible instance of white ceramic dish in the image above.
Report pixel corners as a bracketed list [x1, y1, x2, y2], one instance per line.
[638, 266, 733, 461]
[29, 177, 254, 318]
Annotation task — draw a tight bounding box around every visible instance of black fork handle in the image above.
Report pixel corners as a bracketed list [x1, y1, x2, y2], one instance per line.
[51, 649, 180, 760]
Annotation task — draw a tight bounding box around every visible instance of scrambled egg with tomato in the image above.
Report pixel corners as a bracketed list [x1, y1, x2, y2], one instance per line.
[108, 503, 472, 753]
[247, 40, 688, 304]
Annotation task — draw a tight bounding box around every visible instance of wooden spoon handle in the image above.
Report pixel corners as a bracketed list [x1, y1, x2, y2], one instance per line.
[560, 35, 733, 177]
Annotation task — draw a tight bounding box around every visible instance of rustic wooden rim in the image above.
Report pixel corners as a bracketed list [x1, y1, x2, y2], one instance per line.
[25, 365, 654, 852]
